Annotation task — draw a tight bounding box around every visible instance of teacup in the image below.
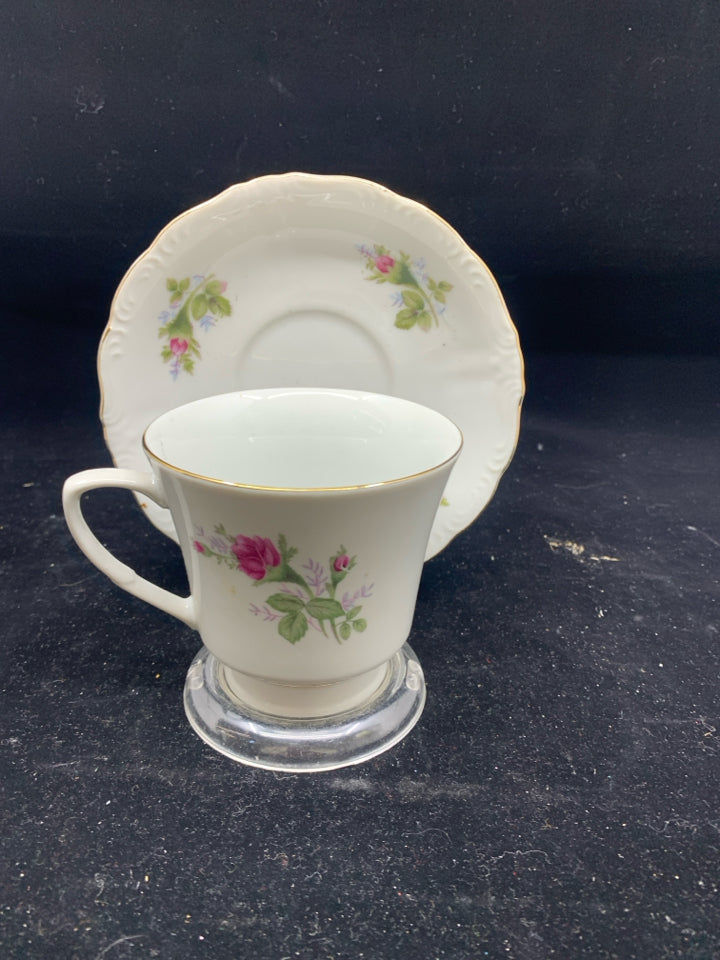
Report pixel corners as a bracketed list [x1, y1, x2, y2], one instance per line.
[62, 388, 462, 771]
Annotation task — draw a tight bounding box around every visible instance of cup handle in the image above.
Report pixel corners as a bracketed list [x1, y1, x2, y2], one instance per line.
[62, 468, 198, 629]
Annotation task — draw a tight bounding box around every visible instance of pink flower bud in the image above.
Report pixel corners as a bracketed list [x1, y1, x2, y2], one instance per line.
[333, 554, 350, 573]
[170, 337, 189, 355]
[374, 255, 395, 274]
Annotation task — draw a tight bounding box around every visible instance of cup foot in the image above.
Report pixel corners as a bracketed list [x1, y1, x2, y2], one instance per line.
[183, 645, 426, 773]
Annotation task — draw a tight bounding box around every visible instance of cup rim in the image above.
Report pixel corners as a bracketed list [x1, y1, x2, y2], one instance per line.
[141, 388, 464, 492]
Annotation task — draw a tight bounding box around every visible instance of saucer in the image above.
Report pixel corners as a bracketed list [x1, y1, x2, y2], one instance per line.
[98, 173, 524, 558]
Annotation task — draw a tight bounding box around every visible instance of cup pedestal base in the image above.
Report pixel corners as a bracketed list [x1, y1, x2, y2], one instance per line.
[183, 644, 426, 773]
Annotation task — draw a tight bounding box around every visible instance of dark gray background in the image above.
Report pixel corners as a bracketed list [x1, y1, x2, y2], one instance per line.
[2, 0, 719, 355]
[3, 5, 720, 960]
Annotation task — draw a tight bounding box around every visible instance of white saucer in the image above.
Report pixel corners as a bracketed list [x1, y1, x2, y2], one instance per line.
[98, 173, 524, 558]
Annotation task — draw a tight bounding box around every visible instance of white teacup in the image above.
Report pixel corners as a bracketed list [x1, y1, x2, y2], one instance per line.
[63, 388, 462, 771]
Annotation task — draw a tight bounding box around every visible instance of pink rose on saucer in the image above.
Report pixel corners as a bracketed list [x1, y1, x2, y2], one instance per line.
[374, 255, 395, 274]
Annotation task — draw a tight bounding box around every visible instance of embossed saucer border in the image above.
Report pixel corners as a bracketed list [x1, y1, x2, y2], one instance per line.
[98, 172, 525, 559]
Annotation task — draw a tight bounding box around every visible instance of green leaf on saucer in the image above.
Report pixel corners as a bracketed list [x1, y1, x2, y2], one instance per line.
[387, 260, 417, 287]
[191, 293, 209, 320]
[402, 289, 425, 310]
[209, 295, 231, 316]
[395, 309, 418, 329]
[166, 308, 193, 338]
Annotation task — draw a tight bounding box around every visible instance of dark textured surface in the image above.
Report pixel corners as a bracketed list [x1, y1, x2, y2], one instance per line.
[3, 1, 720, 955]
[2, 319, 719, 958]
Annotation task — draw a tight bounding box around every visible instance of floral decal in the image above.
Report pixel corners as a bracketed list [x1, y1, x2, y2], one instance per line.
[158, 274, 231, 378]
[193, 527, 372, 645]
[358, 243, 453, 331]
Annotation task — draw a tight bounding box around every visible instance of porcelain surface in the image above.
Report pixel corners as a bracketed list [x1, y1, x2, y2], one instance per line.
[64, 388, 460, 695]
[98, 172, 524, 558]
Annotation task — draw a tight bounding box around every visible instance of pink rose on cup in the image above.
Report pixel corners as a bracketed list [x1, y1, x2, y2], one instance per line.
[375, 255, 395, 274]
[333, 554, 350, 573]
[170, 337, 189, 356]
[232, 535, 281, 580]
[194, 530, 370, 645]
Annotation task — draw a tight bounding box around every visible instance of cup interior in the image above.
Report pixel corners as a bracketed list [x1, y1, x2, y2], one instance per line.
[143, 388, 462, 489]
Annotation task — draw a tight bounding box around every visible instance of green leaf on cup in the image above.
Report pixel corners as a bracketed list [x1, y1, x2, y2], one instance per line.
[194, 530, 373, 646]
[306, 597, 345, 621]
[266, 593, 306, 614]
[278, 611, 309, 644]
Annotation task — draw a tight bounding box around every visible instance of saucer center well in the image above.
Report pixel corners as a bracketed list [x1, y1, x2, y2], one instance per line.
[235, 308, 392, 392]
